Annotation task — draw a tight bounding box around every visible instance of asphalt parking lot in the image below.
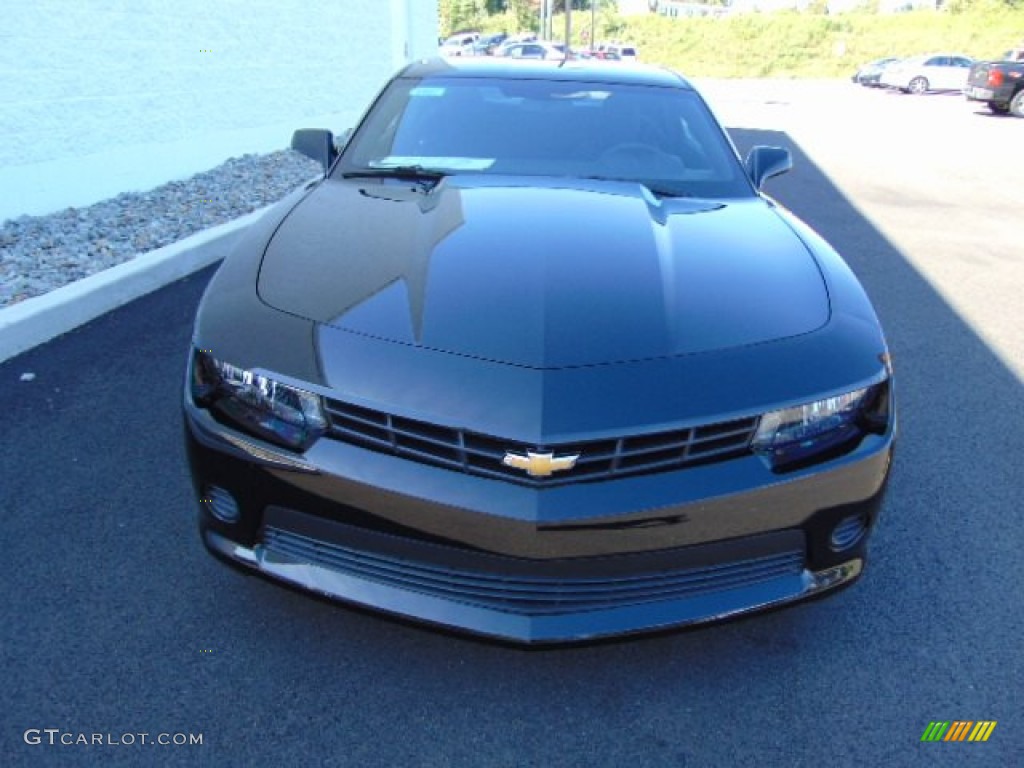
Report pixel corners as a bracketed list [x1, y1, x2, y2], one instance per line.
[2, 81, 1020, 767]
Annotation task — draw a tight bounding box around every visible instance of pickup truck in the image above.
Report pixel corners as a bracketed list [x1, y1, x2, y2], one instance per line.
[964, 50, 1024, 116]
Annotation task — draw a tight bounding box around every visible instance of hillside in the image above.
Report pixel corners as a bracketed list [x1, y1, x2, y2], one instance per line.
[473, 6, 1024, 77]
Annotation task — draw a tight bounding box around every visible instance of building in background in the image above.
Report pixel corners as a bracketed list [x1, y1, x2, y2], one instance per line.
[653, 0, 943, 13]
[616, 0, 658, 14]
[657, 1, 729, 17]
[0, 0, 437, 221]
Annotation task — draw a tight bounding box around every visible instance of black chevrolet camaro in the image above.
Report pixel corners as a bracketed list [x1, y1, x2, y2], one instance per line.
[184, 58, 895, 643]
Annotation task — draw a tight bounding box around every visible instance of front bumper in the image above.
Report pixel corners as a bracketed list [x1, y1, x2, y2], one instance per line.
[185, 399, 892, 643]
[206, 511, 863, 643]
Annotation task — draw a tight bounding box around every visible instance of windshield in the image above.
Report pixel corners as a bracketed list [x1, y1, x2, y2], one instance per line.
[338, 75, 755, 199]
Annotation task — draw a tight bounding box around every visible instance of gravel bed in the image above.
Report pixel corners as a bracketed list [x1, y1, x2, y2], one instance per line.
[0, 150, 321, 308]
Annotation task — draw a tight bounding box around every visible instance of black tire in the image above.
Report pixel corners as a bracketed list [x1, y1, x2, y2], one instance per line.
[988, 102, 1010, 115]
[908, 76, 929, 95]
[1011, 90, 1024, 117]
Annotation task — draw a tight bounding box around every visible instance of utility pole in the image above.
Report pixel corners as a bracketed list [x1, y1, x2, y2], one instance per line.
[590, 0, 596, 52]
[564, 0, 571, 56]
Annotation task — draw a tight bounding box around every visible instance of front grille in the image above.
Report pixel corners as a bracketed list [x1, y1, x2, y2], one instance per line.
[323, 397, 756, 486]
[261, 526, 804, 616]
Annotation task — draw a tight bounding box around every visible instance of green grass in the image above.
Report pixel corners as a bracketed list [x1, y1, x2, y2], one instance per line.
[525, 7, 1024, 77]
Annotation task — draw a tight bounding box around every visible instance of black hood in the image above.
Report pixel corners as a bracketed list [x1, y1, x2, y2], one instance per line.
[258, 177, 829, 370]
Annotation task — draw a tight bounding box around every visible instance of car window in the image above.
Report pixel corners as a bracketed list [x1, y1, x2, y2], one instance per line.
[340, 76, 755, 199]
[951, 57, 971, 67]
[924, 57, 945, 67]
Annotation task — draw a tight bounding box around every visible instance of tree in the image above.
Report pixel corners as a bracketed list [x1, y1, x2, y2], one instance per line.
[509, 0, 540, 32]
[440, 0, 486, 34]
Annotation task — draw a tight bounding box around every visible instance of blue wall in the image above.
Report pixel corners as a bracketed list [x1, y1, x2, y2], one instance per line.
[0, 0, 438, 221]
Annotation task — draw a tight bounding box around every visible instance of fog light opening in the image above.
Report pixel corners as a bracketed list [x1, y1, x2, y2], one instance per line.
[810, 559, 863, 592]
[830, 514, 867, 551]
[203, 485, 240, 523]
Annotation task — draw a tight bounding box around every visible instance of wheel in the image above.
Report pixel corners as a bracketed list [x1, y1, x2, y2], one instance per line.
[988, 102, 1010, 115]
[908, 76, 929, 95]
[1011, 90, 1024, 117]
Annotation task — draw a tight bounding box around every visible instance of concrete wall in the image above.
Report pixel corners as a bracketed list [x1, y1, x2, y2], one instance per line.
[0, 0, 438, 222]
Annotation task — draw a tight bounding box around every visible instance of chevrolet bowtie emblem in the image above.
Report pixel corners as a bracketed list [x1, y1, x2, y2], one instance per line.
[502, 450, 580, 477]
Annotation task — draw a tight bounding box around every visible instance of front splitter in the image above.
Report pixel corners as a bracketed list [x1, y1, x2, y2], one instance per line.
[204, 528, 862, 644]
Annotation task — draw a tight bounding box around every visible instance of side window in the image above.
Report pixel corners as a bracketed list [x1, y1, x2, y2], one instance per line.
[925, 57, 945, 67]
[952, 57, 971, 68]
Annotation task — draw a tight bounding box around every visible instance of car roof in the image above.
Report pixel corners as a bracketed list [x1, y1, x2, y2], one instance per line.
[910, 52, 972, 61]
[503, 40, 560, 48]
[400, 57, 691, 90]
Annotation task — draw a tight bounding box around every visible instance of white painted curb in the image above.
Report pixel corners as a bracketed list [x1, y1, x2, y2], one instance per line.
[0, 205, 270, 364]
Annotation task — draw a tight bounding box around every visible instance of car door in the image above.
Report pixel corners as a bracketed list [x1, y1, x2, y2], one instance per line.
[922, 56, 948, 89]
[946, 57, 973, 90]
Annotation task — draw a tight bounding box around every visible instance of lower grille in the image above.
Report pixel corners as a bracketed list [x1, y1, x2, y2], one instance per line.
[260, 525, 805, 616]
[323, 397, 757, 486]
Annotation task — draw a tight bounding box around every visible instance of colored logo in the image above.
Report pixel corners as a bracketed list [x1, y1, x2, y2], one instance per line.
[502, 450, 579, 477]
[920, 721, 996, 742]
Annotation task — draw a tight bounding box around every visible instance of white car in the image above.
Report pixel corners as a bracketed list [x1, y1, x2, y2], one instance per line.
[879, 53, 974, 94]
[439, 33, 479, 58]
[596, 43, 639, 62]
[493, 41, 567, 61]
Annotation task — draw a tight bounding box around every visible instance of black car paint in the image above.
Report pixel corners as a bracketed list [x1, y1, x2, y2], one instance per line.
[965, 58, 1024, 115]
[184, 58, 894, 642]
[257, 180, 830, 366]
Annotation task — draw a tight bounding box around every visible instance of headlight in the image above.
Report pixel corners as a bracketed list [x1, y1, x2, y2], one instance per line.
[190, 349, 326, 451]
[752, 381, 890, 471]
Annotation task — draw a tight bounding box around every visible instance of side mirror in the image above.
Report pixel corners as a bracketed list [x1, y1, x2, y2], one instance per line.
[291, 129, 338, 174]
[745, 146, 792, 189]
[334, 127, 353, 154]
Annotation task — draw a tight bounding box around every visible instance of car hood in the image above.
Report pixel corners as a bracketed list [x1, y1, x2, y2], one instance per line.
[258, 177, 828, 369]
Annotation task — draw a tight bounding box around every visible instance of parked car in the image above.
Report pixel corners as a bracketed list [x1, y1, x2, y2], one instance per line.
[439, 32, 479, 57]
[880, 53, 974, 94]
[595, 42, 638, 62]
[964, 49, 1024, 116]
[472, 33, 507, 56]
[851, 57, 901, 87]
[493, 41, 568, 61]
[185, 57, 895, 644]
[586, 48, 622, 62]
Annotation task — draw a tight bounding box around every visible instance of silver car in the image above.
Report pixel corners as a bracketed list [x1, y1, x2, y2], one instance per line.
[493, 41, 567, 61]
[880, 53, 974, 94]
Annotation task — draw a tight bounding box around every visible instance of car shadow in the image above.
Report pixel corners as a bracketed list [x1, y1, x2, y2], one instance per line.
[969, 107, 1015, 118]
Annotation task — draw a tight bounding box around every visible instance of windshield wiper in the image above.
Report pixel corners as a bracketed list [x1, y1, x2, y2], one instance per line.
[642, 184, 693, 199]
[580, 176, 692, 199]
[342, 165, 448, 185]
